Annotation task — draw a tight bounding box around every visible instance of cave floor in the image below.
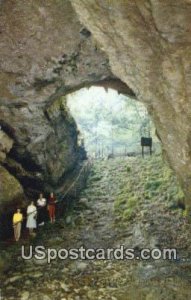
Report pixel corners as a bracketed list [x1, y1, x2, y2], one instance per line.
[1, 155, 191, 300]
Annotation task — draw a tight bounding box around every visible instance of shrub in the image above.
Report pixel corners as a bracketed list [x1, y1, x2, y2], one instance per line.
[114, 194, 127, 211]
[145, 179, 163, 191]
[122, 208, 134, 221]
[126, 196, 137, 209]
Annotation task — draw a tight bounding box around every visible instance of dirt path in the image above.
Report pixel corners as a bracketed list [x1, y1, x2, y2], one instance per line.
[1, 156, 191, 300]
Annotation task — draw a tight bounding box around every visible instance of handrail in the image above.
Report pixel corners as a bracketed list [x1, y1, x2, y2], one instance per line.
[12, 159, 92, 227]
[58, 159, 92, 200]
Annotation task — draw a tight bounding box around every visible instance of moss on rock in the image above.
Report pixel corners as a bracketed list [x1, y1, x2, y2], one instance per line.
[0, 165, 24, 213]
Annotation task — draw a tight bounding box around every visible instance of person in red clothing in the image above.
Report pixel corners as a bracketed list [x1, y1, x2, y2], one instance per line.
[48, 192, 56, 223]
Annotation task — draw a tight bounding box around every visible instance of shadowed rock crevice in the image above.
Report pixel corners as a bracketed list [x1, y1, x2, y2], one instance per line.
[0, 77, 134, 199]
[0, 0, 135, 203]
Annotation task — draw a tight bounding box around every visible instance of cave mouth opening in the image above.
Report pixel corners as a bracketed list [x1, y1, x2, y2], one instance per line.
[66, 86, 161, 159]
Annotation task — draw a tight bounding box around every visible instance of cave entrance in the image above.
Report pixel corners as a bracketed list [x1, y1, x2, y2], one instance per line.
[66, 86, 160, 159]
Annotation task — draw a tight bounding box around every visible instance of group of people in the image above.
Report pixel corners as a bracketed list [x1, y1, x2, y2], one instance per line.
[12, 192, 57, 242]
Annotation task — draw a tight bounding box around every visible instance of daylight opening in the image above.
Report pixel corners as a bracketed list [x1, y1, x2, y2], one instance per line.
[67, 87, 160, 158]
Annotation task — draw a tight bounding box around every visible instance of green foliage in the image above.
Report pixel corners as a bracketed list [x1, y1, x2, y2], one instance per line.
[90, 175, 102, 182]
[114, 185, 138, 221]
[113, 154, 185, 223]
[114, 193, 128, 211]
[176, 187, 185, 202]
[145, 179, 163, 191]
[66, 87, 160, 156]
[122, 207, 135, 221]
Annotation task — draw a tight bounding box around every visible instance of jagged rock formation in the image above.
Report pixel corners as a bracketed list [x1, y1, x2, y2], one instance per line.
[0, 0, 118, 199]
[0, 129, 24, 220]
[0, 165, 24, 212]
[0, 130, 23, 212]
[72, 0, 191, 206]
[0, 130, 13, 161]
[0, 0, 191, 208]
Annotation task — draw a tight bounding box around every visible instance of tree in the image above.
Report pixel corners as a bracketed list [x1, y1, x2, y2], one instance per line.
[66, 87, 158, 156]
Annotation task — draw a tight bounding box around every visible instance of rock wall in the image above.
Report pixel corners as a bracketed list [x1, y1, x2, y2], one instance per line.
[0, 130, 24, 207]
[1, 99, 83, 197]
[71, 0, 191, 205]
[1, 0, 191, 208]
[0, 129, 24, 239]
[0, 0, 116, 200]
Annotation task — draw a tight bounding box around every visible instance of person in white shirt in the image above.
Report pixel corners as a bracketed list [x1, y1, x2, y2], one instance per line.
[37, 193, 47, 226]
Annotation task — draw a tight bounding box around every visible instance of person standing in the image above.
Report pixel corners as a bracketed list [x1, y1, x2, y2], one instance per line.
[26, 201, 37, 235]
[37, 193, 47, 226]
[48, 192, 56, 223]
[13, 208, 23, 242]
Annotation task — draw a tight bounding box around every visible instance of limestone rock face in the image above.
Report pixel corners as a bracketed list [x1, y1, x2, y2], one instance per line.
[0, 165, 24, 213]
[0, 0, 191, 206]
[0, 129, 13, 162]
[72, 0, 191, 204]
[1, 97, 84, 196]
[0, 0, 113, 197]
[0, 129, 24, 214]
